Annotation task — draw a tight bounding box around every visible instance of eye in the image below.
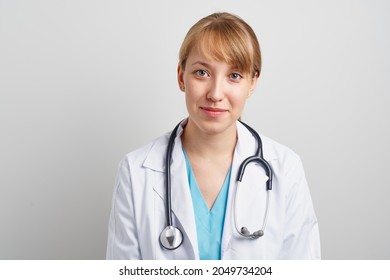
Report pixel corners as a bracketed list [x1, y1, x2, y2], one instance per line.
[194, 69, 209, 77]
[230, 73, 243, 80]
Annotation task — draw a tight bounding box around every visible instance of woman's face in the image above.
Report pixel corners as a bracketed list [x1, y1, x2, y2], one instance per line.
[178, 48, 258, 136]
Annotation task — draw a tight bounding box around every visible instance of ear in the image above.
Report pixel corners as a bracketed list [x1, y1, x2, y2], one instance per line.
[177, 64, 185, 92]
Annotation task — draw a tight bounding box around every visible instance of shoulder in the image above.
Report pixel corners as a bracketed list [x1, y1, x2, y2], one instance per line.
[118, 120, 187, 172]
[259, 134, 308, 189]
[262, 134, 304, 174]
[119, 132, 170, 171]
[260, 134, 301, 165]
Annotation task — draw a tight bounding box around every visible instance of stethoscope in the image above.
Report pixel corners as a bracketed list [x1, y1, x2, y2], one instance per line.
[159, 120, 273, 250]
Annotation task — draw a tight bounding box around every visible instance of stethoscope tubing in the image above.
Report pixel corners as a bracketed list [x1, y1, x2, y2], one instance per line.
[237, 120, 273, 190]
[164, 122, 181, 228]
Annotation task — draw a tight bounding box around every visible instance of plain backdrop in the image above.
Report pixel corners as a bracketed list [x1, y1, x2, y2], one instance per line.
[1, 0, 389, 259]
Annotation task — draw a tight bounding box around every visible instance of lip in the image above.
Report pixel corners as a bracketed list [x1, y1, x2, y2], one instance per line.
[200, 106, 228, 117]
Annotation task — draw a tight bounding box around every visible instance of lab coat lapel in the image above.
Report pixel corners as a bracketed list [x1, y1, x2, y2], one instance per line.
[146, 123, 199, 259]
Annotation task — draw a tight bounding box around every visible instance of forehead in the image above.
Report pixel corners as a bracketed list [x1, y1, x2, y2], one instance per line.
[186, 48, 238, 70]
[185, 30, 253, 73]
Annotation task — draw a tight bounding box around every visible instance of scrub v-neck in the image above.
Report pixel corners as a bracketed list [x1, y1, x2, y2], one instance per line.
[183, 148, 231, 260]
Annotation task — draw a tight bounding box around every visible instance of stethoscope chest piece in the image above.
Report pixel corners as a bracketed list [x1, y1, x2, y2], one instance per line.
[159, 226, 183, 250]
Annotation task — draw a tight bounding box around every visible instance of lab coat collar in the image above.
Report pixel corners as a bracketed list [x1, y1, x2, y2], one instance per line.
[235, 121, 277, 162]
[143, 119, 277, 172]
[143, 119, 187, 173]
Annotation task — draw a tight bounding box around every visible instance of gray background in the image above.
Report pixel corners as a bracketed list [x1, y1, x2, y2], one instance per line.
[1, 0, 389, 259]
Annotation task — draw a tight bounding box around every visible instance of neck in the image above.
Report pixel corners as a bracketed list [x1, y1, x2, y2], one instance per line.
[181, 119, 237, 159]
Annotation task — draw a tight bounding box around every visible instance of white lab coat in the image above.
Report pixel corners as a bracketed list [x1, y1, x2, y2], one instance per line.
[106, 120, 321, 259]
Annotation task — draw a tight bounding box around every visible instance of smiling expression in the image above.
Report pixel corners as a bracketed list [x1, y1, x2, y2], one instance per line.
[178, 48, 258, 136]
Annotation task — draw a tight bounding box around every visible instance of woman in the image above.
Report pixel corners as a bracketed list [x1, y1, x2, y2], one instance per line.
[106, 12, 320, 260]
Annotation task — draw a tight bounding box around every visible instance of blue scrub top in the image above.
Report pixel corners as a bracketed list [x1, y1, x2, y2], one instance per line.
[183, 149, 231, 260]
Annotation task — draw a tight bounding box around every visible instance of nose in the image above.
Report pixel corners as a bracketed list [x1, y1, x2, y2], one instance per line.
[206, 78, 225, 102]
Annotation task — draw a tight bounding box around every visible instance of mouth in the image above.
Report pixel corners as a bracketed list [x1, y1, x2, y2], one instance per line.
[201, 107, 227, 112]
[200, 107, 228, 117]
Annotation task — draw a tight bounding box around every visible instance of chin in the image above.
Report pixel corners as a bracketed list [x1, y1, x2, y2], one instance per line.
[194, 117, 237, 135]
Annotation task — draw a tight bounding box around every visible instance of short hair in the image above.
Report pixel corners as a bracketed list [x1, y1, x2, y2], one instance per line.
[179, 12, 261, 77]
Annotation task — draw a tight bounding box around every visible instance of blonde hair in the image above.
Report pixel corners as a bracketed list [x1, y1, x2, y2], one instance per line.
[179, 12, 261, 77]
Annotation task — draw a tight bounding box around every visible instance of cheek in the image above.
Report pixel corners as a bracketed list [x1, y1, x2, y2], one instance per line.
[184, 89, 200, 110]
[230, 87, 249, 102]
[234, 98, 247, 110]
[229, 91, 249, 111]
[185, 83, 205, 101]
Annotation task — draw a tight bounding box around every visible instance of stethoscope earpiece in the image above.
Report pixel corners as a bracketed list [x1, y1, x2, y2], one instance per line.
[240, 227, 264, 239]
[241, 227, 250, 235]
[253, 230, 264, 238]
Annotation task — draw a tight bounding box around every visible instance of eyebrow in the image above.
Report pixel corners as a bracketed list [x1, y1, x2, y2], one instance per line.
[191, 61, 211, 67]
[190, 60, 243, 72]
